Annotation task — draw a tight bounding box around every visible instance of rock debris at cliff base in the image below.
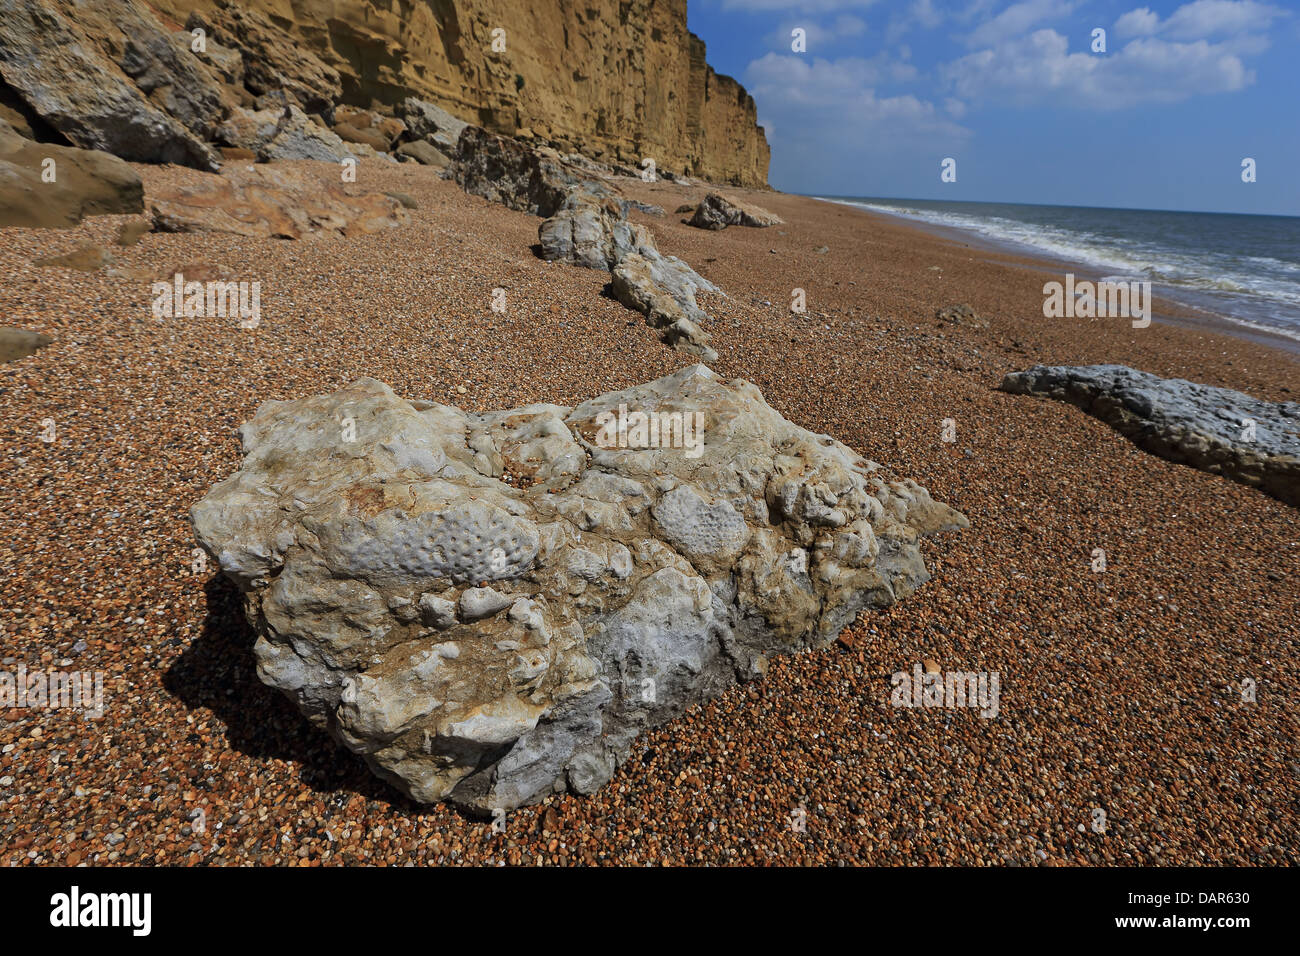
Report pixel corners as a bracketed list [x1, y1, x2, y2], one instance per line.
[0, 0, 770, 186]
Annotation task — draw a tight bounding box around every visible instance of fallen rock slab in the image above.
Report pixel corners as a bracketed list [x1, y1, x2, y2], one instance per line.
[452, 125, 581, 217]
[150, 164, 408, 240]
[539, 184, 720, 360]
[688, 192, 782, 230]
[395, 138, 451, 168]
[341, 140, 399, 165]
[333, 105, 405, 152]
[108, 0, 241, 143]
[561, 151, 616, 178]
[612, 253, 718, 362]
[0, 119, 143, 228]
[383, 191, 418, 210]
[398, 97, 467, 151]
[0, 0, 220, 170]
[217, 104, 353, 163]
[1001, 364, 1300, 506]
[192, 365, 967, 810]
[457, 132, 723, 362]
[538, 184, 652, 270]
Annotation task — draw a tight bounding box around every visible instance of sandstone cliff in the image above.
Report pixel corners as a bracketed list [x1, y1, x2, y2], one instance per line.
[146, 0, 769, 186]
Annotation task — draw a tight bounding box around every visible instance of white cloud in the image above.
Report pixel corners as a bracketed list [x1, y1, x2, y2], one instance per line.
[939, 0, 1284, 110]
[721, 0, 876, 11]
[746, 52, 919, 101]
[885, 0, 946, 42]
[770, 15, 869, 51]
[1115, 7, 1161, 37]
[832, 14, 870, 36]
[943, 27, 1260, 108]
[744, 53, 968, 152]
[1115, 0, 1289, 41]
[911, 0, 944, 27]
[956, 0, 1001, 22]
[963, 0, 1076, 47]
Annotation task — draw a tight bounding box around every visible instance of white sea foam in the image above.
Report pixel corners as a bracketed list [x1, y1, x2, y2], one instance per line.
[819, 196, 1300, 340]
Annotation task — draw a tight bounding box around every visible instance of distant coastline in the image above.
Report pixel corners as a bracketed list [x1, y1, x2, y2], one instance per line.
[815, 195, 1300, 356]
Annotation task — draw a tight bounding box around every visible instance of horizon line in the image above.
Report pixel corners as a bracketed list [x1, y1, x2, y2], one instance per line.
[798, 193, 1300, 220]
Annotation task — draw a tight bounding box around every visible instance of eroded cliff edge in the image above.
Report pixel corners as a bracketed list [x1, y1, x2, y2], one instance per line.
[148, 0, 770, 185]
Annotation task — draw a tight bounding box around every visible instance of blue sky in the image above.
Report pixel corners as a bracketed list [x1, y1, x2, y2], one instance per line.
[687, 0, 1300, 214]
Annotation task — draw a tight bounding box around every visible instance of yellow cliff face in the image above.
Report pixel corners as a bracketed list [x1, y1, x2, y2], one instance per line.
[153, 0, 770, 186]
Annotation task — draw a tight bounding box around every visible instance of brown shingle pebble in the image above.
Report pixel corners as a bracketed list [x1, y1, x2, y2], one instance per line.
[0, 158, 1295, 866]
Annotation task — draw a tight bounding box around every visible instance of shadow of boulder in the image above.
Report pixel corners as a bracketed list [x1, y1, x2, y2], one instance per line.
[164, 574, 416, 810]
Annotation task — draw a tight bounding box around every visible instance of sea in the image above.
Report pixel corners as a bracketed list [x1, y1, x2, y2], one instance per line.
[818, 197, 1300, 347]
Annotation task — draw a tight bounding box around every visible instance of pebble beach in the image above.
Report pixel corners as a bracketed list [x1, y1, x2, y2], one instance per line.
[1, 158, 1296, 866]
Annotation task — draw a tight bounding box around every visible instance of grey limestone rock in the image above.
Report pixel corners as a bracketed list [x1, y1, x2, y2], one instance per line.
[193, 366, 967, 810]
[217, 104, 353, 163]
[399, 97, 468, 151]
[538, 184, 644, 270]
[453, 129, 724, 362]
[612, 253, 719, 363]
[688, 192, 783, 230]
[452, 125, 581, 217]
[1001, 364, 1300, 506]
[0, 0, 221, 170]
[539, 184, 721, 361]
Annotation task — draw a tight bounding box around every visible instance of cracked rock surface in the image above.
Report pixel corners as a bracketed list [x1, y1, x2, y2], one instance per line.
[0, 0, 223, 170]
[1002, 364, 1300, 506]
[150, 163, 409, 240]
[687, 192, 783, 230]
[539, 184, 721, 361]
[537, 184, 650, 271]
[451, 125, 581, 217]
[611, 253, 719, 362]
[193, 365, 966, 810]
